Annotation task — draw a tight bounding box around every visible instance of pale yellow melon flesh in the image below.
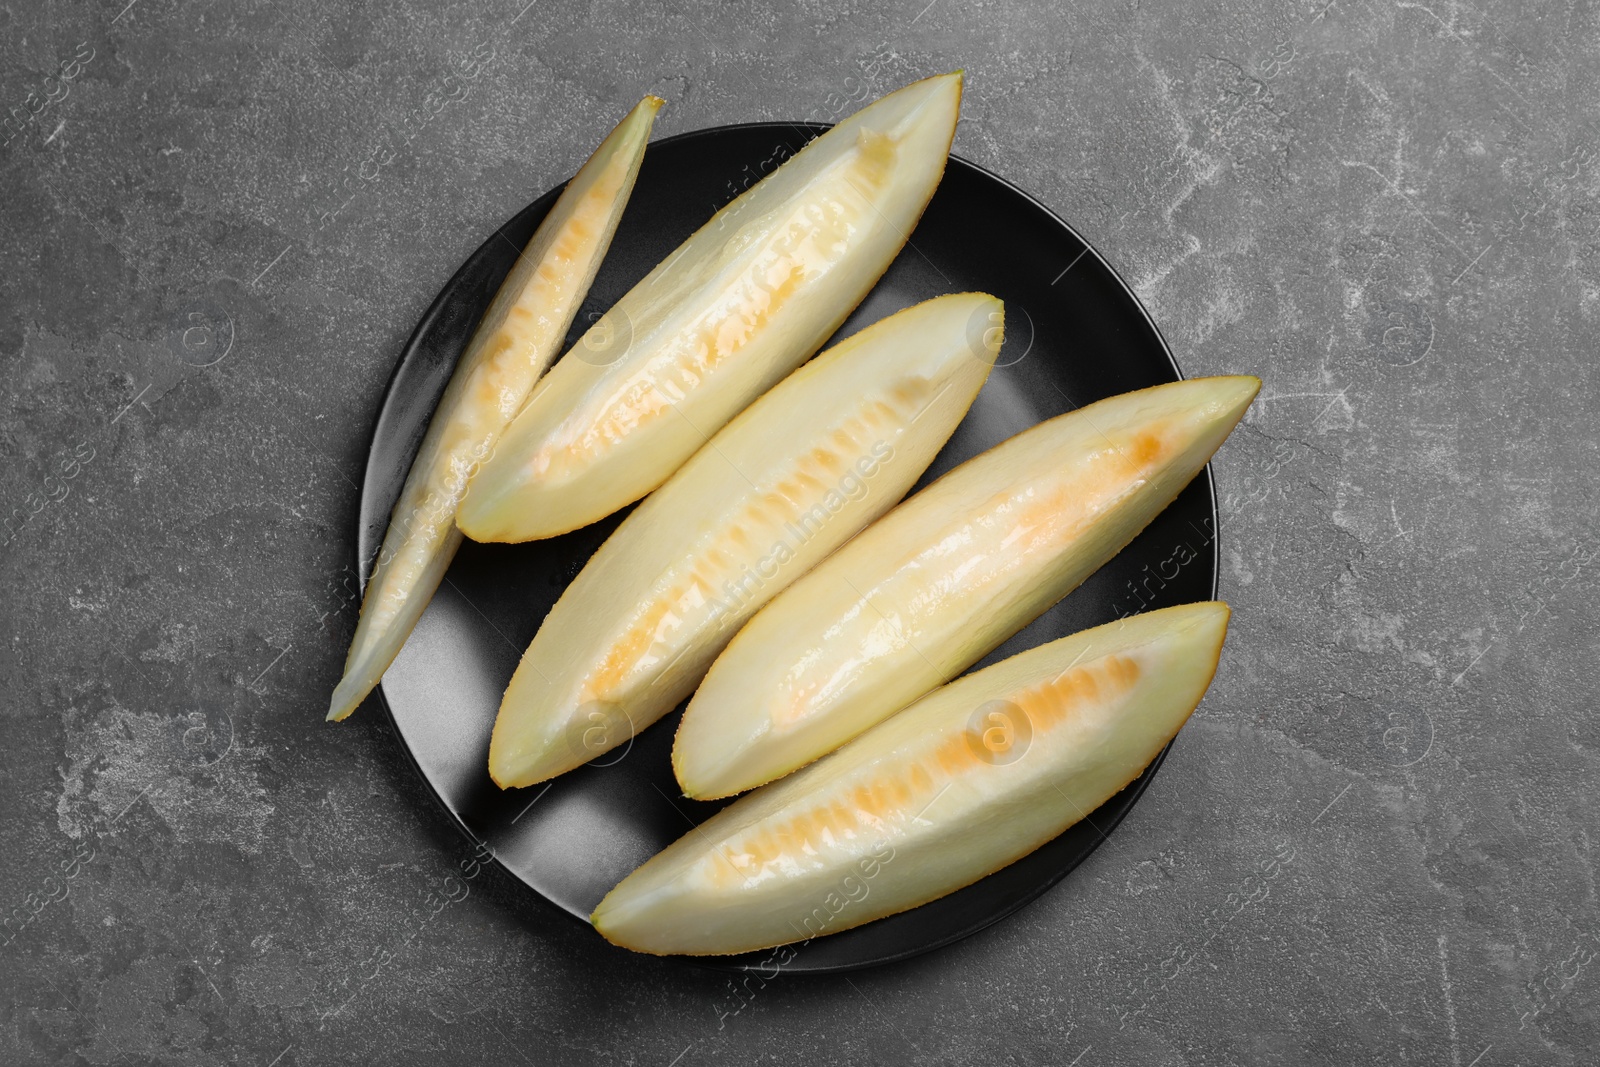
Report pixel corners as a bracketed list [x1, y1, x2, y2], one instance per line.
[326, 97, 663, 722]
[455, 73, 964, 543]
[488, 293, 1002, 788]
[675, 375, 1259, 796]
[594, 601, 1230, 956]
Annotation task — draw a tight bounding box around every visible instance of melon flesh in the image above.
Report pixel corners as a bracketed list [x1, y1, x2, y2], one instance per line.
[455, 73, 964, 543]
[326, 97, 663, 722]
[594, 601, 1229, 956]
[489, 293, 1002, 788]
[675, 375, 1259, 797]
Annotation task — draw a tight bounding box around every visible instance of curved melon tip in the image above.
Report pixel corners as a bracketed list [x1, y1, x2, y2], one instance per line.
[487, 726, 575, 790]
[1140, 600, 1230, 679]
[670, 721, 734, 800]
[588, 913, 666, 956]
[487, 747, 571, 791]
[1209, 373, 1262, 410]
[668, 746, 691, 793]
[456, 510, 537, 545]
[486, 758, 548, 792]
[454, 502, 512, 544]
[932, 69, 964, 101]
[456, 485, 589, 544]
[1118, 599, 1230, 644]
[617, 94, 665, 130]
[677, 777, 733, 803]
[672, 684, 823, 800]
[589, 888, 638, 946]
[590, 897, 740, 957]
[1177, 599, 1230, 641]
[891, 70, 962, 111]
[588, 902, 635, 949]
[1180, 600, 1230, 684]
[325, 677, 366, 722]
[486, 745, 515, 789]
[674, 759, 776, 802]
[1163, 597, 1230, 624]
[1205, 598, 1232, 636]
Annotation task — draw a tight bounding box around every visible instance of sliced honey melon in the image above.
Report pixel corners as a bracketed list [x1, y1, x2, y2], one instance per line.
[326, 97, 663, 723]
[488, 293, 1002, 788]
[675, 375, 1259, 797]
[455, 73, 964, 543]
[594, 600, 1230, 956]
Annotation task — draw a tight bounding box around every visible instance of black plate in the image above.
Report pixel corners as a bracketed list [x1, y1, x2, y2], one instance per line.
[357, 122, 1218, 974]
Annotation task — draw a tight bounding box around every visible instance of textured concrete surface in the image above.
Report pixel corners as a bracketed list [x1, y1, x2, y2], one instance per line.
[3, 0, 1597, 1063]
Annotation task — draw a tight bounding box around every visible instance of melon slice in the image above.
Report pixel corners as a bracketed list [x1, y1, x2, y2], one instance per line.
[675, 375, 1259, 796]
[489, 293, 1002, 788]
[595, 600, 1230, 956]
[326, 97, 663, 722]
[455, 73, 964, 543]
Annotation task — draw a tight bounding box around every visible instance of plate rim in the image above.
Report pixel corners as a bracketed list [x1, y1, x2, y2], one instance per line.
[353, 120, 1221, 974]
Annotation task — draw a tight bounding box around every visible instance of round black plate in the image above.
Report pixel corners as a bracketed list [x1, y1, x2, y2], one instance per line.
[357, 122, 1218, 974]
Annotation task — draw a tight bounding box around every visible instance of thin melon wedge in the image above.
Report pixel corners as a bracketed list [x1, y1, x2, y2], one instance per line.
[594, 600, 1230, 956]
[489, 293, 1002, 788]
[326, 97, 663, 722]
[675, 375, 1259, 796]
[456, 73, 964, 542]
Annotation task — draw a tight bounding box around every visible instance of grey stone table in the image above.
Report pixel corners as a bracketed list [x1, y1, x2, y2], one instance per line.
[3, 0, 1595, 1063]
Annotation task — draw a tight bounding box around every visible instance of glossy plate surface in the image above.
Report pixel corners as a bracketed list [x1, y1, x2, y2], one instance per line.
[357, 122, 1218, 974]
